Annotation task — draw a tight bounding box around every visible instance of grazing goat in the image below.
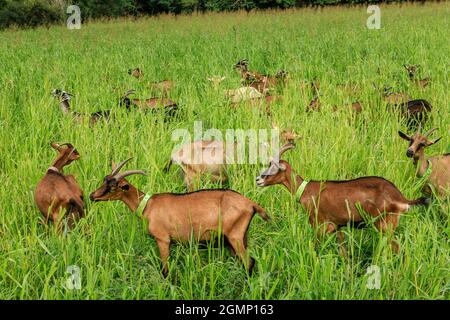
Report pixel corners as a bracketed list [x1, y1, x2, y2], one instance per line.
[256, 143, 428, 255]
[120, 90, 178, 116]
[34, 143, 84, 232]
[90, 158, 269, 276]
[164, 140, 230, 191]
[128, 68, 144, 79]
[404, 64, 430, 88]
[51, 89, 110, 126]
[398, 126, 449, 198]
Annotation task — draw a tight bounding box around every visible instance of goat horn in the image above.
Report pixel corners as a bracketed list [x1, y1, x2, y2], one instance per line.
[111, 157, 133, 177]
[114, 170, 147, 181]
[424, 127, 438, 138]
[123, 90, 135, 97]
[276, 142, 295, 158]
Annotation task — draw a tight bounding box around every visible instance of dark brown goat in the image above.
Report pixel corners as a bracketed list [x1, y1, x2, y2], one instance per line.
[398, 126, 449, 198]
[90, 158, 269, 276]
[51, 89, 110, 126]
[256, 143, 428, 255]
[34, 143, 84, 232]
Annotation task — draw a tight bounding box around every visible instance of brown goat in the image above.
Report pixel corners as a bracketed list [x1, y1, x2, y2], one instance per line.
[234, 59, 265, 84]
[398, 127, 449, 198]
[256, 143, 428, 255]
[128, 68, 144, 79]
[120, 90, 178, 116]
[34, 143, 84, 232]
[404, 64, 430, 88]
[90, 158, 269, 276]
[234, 60, 287, 95]
[249, 70, 288, 95]
[164, 140, 230, 191]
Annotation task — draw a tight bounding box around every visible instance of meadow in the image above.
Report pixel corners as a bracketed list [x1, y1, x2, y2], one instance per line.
[0, 2, 448, 299]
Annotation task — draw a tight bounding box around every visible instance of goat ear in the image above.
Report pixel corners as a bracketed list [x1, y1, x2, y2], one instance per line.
[111, 161, 117, 170]
[429, 137, 442, 145]
[50, 142, 61, 150]
[278, 162, 287, 171]
[398, 131, 410, 141]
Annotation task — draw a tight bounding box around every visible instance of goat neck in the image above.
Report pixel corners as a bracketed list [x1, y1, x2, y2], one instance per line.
[413, 149, 428, 178]
[120, 183, 147, 213]
[282, 163, 306, 196]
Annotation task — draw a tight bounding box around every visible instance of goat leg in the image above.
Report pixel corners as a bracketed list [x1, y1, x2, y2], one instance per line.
[156, 239, 171, 278]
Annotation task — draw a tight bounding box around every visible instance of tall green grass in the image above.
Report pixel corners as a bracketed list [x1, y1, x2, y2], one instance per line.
[0, 3, 448, 299]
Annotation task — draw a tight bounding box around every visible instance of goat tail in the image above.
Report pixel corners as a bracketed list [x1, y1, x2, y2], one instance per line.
[163, 159, 173, 173]
[253, 204, 270, 221]
[67, 198, 84, 218]
[408, 197, 431, 207]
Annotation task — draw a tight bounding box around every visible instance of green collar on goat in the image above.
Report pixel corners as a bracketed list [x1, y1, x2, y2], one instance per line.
[137, 193, 152, 216]
[295, 180, 309, 201]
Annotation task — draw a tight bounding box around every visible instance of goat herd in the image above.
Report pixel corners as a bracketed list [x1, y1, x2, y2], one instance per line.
[35, 60, 449, 277]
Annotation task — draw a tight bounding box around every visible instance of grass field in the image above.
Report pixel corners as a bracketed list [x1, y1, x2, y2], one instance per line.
[0, 3, 449, 300]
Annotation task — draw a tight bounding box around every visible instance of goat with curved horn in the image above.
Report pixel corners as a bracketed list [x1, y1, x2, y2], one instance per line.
[90, 157, 269, 277]
[256, 142, 430, 256]
[111, 157, 133, 177]
[114, 170, 147, 181]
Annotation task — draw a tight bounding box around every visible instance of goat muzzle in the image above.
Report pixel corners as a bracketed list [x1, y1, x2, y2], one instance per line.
[406, 149, 414, 158]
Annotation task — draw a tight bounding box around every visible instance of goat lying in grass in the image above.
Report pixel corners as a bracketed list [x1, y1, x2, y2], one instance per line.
[399, 126, 449, 198]
[234, 59, 287, 95]
[119, 89, 178, 117]
[256, 143, 428, 255]
[225, 87, 280, 114]
[51, 89, 110, 126]
[90, 158, 269, 277]
[404, 64, 430, 88]
[34, 143, 84, 232]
